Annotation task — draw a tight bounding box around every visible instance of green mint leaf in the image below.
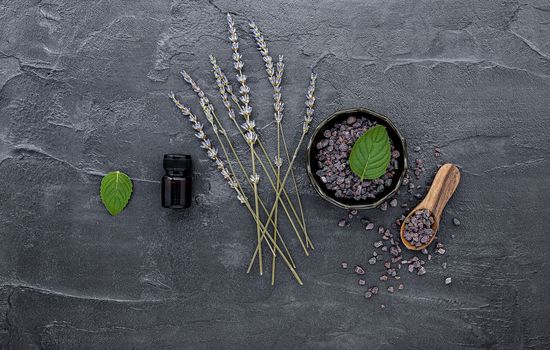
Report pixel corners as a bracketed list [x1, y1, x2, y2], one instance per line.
[349, 125, 391, 180]
[100, 171, 133, 216]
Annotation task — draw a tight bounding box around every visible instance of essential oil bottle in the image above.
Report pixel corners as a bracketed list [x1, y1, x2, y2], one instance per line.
[162, 154, 192, 209]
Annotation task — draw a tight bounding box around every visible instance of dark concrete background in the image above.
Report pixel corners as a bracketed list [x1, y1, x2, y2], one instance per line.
[1, 0, 549, 349]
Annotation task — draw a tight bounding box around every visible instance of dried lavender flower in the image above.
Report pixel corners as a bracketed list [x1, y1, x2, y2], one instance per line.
[303, 73, 317, 133]
[227, 14, 252, 119]
[225, 13, 264, 277]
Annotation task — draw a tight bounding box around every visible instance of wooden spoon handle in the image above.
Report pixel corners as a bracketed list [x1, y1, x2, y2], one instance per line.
[423, 163, 461, 221]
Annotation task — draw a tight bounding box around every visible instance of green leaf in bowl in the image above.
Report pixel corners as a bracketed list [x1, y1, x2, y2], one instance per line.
[100, 171, 133, 216]
[349, 125, 391, 180]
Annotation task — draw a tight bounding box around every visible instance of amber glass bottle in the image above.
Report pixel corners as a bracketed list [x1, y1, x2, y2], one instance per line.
[162, 154, 192, 208]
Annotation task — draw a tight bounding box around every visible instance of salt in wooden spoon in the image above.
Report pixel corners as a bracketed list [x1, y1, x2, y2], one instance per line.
[400, 163, 461, 251]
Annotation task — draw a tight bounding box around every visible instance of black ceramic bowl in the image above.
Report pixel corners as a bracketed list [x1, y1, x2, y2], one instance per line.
[306, 107, 408, 210]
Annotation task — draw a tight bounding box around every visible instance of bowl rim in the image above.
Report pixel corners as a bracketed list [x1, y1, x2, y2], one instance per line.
[305, 107, 408, 210]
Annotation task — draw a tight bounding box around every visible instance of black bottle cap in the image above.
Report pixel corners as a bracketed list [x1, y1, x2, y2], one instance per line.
[163, 154, 192, 173]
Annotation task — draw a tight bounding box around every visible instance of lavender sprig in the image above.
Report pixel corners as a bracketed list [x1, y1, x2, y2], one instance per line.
[227, 13, 263, 275]
[249, 21, 313, 250]
[249, 21, 285, 283]
[303, 73, 317, 132]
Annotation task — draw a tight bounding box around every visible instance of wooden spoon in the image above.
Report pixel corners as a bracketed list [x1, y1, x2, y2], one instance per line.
[400, 163, 461, 251]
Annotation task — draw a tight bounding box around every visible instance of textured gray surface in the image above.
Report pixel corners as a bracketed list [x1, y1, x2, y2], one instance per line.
[1, 0, 550, 349]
